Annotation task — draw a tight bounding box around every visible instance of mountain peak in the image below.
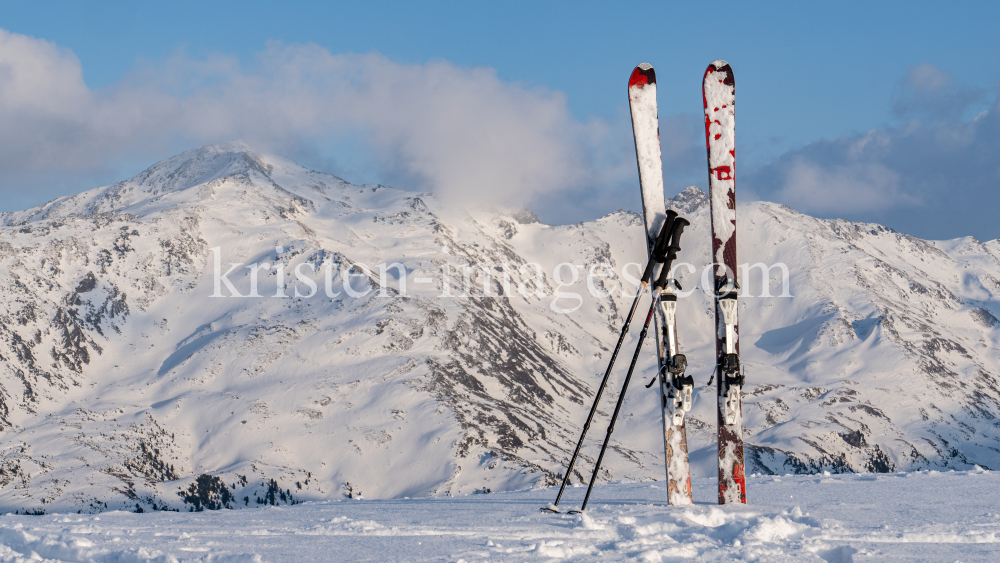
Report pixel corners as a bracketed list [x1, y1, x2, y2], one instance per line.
[124, 141, 273, 196]
[0, 141, 287, 225]
[669, 185, 709, 214]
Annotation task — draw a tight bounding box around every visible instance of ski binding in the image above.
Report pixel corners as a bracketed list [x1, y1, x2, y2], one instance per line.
[716, 278, 742, 426]
[665, 355, 693, 426]
[722, 369, 744, 426]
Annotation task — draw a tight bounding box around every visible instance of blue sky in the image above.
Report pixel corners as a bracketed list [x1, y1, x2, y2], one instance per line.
[1, 1, 998, 240]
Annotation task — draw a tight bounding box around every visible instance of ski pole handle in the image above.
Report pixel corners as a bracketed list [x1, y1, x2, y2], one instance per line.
[655, 217, 690, 289]
[652, 210, 678, 262]
[640, 212, 676, 283]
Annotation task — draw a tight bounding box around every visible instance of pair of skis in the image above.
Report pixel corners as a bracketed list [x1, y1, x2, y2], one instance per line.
[638, 59, 746, 506]
[542, 213, 690, 514]
[544, 60, 745, 512]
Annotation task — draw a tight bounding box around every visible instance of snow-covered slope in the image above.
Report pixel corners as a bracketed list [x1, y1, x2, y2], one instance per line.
[0, 142, 998, 513]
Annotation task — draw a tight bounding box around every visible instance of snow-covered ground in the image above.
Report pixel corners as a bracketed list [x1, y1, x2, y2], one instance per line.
[1, 469, 997, 562]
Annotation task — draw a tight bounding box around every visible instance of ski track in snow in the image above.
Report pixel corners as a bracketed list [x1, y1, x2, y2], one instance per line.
[0, 470, 997, 562]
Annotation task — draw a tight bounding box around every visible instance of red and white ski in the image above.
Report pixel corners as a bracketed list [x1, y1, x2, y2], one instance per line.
[704, 60, 746, 504]
[629, 63, 693, 505]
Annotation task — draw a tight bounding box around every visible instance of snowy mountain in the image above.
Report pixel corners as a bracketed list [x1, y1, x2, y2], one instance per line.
[0, 142, 998, 513]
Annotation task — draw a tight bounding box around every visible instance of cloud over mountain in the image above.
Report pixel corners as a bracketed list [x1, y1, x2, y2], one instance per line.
[0, 29, 628, 222]
[747, 63, 1000, 241]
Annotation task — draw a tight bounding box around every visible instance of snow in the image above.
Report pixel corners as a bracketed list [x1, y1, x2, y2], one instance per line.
[1, 470, 998, 561]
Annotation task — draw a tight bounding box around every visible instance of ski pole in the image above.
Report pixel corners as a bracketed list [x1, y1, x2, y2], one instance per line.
[542, 212, 676, 513]
[574, 297, 656, 513]
[575, 217, 689, 513]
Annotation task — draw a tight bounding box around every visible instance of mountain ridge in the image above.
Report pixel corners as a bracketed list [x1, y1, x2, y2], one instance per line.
[0, 142, 998, 513]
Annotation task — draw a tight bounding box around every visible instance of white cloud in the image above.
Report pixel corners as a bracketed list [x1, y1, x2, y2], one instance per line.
[892, 62, 985, 122]
[0, 30, 626, 217]
[775, 157, 914, 214]
[747, 63, 1000, 240]
[769, 129, 920, 214]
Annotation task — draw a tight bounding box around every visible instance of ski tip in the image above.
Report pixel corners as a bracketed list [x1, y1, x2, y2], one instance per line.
[540, 505, 561, 514]
[705, 60, 735, 87]
[629, 63, 656, 88]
